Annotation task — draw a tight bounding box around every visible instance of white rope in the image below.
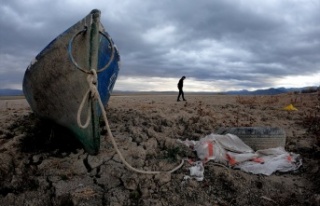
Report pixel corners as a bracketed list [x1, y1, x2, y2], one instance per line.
[77, 70, 185, 174]
[77, 70, 98, 128]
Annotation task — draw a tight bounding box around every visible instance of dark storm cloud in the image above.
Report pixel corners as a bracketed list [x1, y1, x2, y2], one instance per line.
[1, 0, 319, 91]
[120, 0, 319, 84]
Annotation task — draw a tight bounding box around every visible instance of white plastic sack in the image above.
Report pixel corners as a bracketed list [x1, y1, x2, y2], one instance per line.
[180, 134, 254, 164]
[226, 151, 259, 165]
[193, 138, 227, 164]
[205, 133, 254, 153]
[179, 133, 302, 178]
[235, 147, 302, 175]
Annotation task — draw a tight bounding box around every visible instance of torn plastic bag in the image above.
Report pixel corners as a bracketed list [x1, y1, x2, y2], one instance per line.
[179, 133, 302, 178]
[188, 161, 204, 181]
[193, 138, 227, 164]
[226, 152, 259, 166]
[235, 147, 302, 175]
[206, 133, 254, 153]
[180, 134, 254, 164]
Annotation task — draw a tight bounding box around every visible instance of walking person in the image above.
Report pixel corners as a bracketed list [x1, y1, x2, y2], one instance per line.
[177, 76, 186, 101]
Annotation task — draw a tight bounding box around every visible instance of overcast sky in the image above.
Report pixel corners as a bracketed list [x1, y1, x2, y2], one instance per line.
[1, 0, 319, 92]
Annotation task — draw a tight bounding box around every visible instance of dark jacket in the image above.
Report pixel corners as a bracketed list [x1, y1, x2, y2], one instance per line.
[178, 78, 184, 89]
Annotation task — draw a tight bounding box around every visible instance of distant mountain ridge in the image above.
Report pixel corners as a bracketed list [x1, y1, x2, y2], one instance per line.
[0, 89, 23, 96]
[0, 86, 318, 96]
[223, 87, 298, 95]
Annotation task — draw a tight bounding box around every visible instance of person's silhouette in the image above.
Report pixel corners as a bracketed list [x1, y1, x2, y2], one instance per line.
[177, 76, 186, 101]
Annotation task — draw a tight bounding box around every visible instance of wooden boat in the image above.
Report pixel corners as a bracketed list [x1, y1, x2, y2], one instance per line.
[23, 9, 120, 155]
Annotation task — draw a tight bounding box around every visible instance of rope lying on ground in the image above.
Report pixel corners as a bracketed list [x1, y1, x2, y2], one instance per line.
[77, 69, 185, 174]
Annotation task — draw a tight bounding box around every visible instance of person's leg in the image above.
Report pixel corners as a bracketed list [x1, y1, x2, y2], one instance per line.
[177, 88, 182, 101]
[182, 90, 186, 101]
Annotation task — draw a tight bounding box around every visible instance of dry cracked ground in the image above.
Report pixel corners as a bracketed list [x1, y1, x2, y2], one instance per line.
[0, 93, 319, 205]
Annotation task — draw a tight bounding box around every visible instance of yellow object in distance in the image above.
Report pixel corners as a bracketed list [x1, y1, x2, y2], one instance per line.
[283, 104, 298, 111]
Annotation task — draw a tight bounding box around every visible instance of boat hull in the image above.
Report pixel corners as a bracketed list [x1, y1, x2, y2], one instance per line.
[23, 9, 120, 154]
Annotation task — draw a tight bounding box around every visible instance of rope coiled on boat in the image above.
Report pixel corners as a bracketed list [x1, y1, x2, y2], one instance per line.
[68, 27, 115, 73]
[77, 69, 185, 174]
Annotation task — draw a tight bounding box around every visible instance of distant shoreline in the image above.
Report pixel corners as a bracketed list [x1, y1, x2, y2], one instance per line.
[0, 86, 318, 97]
[0, 95, 25, 100]
[111, 91, 219, 96]
[1, 88, 318, 100]
[0, 92, 218, 100]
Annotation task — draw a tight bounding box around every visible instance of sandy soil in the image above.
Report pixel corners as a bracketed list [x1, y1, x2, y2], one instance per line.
[0, 93, 319, 205]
